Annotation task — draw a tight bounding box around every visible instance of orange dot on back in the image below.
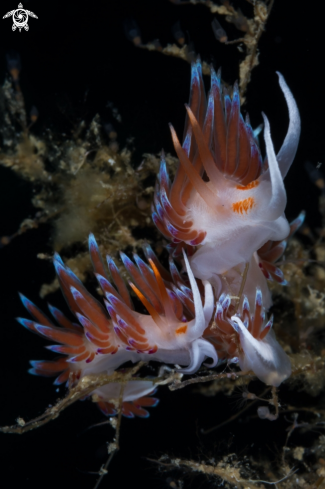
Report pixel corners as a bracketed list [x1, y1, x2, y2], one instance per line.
[232, 197, 255, 214]
[176, 324, 188, 335]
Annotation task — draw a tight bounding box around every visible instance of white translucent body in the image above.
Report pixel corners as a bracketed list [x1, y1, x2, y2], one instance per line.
[231, 316, 292, 386]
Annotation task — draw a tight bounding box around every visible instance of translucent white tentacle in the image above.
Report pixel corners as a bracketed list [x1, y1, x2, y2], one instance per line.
[261, 113, 287, 221]
[276, 72, 301, 179]
[202, 279, 214, 326]
[201, 339, 219, 369]
[183, 249, 205, 335]
[179, 338, 218, 374]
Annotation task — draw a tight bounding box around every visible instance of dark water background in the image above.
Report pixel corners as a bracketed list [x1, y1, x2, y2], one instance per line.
[0, 1, 324, 488]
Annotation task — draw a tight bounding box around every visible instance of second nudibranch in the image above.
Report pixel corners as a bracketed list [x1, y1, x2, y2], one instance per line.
[18, 234, 218, 389]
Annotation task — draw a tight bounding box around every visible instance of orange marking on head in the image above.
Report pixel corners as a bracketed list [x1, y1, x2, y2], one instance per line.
[236, 180, 260, 190]
[176, 324, 188, 335]
[232, 197, 255, 214]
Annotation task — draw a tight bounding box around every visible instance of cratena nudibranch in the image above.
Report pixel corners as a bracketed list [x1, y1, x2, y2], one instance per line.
[17, 59, 301, 418]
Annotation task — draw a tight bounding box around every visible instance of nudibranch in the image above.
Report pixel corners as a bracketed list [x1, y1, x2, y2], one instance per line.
[17, 234, 217, 416]
[153, 60, 301, 309]
[16, 60, 300, 421]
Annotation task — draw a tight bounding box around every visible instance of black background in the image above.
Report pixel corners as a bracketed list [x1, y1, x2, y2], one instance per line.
[0, 1, 324, 488]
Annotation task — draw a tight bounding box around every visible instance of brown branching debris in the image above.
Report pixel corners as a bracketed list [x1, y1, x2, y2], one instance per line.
[0, 362, 147, 435]
[134, 0, 274, 103]
[191, 0, 275, 102]
[149, 454, 300, 488]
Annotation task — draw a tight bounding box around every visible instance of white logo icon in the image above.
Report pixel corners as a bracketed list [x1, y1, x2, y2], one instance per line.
[3, 3, 38, 32]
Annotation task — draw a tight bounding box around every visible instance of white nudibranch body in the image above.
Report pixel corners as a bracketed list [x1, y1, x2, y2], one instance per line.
[231, 316, 292, 387]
